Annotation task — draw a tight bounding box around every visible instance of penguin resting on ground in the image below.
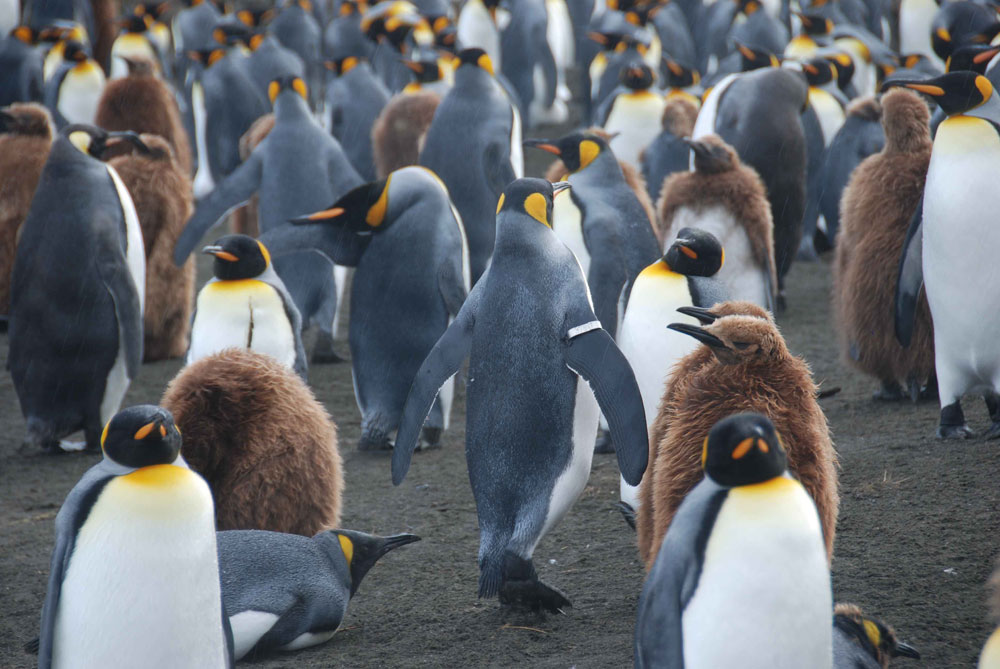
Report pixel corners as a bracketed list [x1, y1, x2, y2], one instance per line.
[219, 529, 419, 660]
[37, 405, 234, 669]
[635, 413, 833, 669]
[391, 178, 648, 612]
[833, 603, 920, 668]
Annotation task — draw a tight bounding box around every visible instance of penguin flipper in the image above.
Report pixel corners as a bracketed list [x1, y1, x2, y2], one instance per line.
[97, 256, 143, 379]
[438, 259, 468, 318]
[173, 154, 263, 265]
[538, 37, 558, 109]
[894, 196, 923, 347]
[273, 281, 309, 380]
[392, 301, 477, 485]
[483, 141, 517, 198]
[563, 326, 648, 486]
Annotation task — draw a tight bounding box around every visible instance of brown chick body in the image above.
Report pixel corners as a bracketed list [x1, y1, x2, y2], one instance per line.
[637, 306, 838, 567]
[161, 348, 343, 536]
[95, 57, 193, 175]
[109, 133, 195, 361]
[231, 113, 275, 237]
[371, 90, 440, 178]
[834, 88, 934, 400]
[0, 103, 53, 316]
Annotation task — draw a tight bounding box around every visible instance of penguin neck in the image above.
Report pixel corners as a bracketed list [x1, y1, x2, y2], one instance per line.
[493, 220, 553, 258]
[569, 149, 623, 185]
[313, 531, 353, 587]
[274, 93, 311, 122]
[455, 65, 495, 91]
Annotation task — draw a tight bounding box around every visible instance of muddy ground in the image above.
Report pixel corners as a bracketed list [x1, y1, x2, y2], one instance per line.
[3, 191, 1000, 667]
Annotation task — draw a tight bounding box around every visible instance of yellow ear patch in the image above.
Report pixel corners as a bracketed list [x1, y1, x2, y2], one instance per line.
[578, 139, 600, 169]
[13, 26, 33, 43]
[863, 620, 881, 647]
[249, 33, 264, 50]
[257, 240, 271, 266]
[292, 77, 308, 99]
[701, 436, 709, 468]
[477, 53, 494, 75]
[524, 192, 549, 226]
[268, 80, 280, 103]
[719, 247, 725, 268]
[366, 176, 392, 226]
[495, 192, 505, 214]
[208, 49, 225, 66]
[213, 27, 225, 43]
[976, 75, 994, 104]
[68, 131, 92, 154]
[338, 534, 354, 565]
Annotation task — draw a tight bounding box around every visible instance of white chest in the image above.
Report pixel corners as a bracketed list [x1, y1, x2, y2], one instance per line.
[808, 88, 845, 146]
[58, 65, 106, 125]
[551, 194, 589, 275]
[606, 93, 667, 169]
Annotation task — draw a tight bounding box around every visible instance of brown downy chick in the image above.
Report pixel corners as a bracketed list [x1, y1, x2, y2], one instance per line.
[230, 113, 275, 237]
[95, 55, 193, 175]
[108, 133, 195, 361]
[0, 103, 53, 317]
[638, 311, 839, 568]
[161, 348, 343, 536]
[833, 603, 920, 667]
[833, 88, 934, 402]
[371, 90, 441, 178]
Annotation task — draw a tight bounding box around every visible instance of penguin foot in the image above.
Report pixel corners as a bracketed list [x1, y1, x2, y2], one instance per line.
[499, 578, 572, 614]
[311, 332, 346, 364]
[985, 422, 1000, 440]
[594, 429, 615, 454]
[616, 501, 637, 531]
[23, 637, 39, 654]
[873, 382, 906, 402]
[358, 432, 393, 451]
[417, 427, 442, 451]
[938, 402, 973, 439]
[938, 424, 974, 439]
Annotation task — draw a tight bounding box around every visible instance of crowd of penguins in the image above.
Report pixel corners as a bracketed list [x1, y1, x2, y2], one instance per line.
[4, 0, 1000, 663]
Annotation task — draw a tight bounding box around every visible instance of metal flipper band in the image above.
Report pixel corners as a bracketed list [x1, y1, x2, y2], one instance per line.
[567, 320, 602, 339]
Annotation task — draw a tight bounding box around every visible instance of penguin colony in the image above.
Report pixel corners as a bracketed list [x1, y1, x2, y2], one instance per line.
[5, 0, 1000, 664]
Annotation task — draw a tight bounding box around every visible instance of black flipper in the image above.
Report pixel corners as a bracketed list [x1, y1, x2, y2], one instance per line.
[96, 255, 143, 379]
[894, 195, 923, 347]
[563, 327, 647, 486]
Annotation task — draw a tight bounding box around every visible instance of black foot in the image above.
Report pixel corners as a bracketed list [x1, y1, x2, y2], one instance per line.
[921, 374, 938, 401]
[24, 637, 39, 654]
[873, 381, 906, 402]
[417, 426, 442, 451]
[985, 393, 1000, 424]
[616, 501, 637, 531]
[906, 378, 921, 404]
[796, 236, 818, 262]
[938, 402, 973, 439]
[311, 331, 346, 364]
[985, 422, 1000, 440]
[594, 429, 615, 454]
[776, 292, 787, 313]
[358, 430, 392, 451]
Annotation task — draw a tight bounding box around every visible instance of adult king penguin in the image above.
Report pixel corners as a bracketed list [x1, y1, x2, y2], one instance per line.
[891, 72, 1000, 438]
[37, 405, 233, 668]
[635, 413, 832, 669]
[391, 178, 648, 611]
[10, 125, 145, 453]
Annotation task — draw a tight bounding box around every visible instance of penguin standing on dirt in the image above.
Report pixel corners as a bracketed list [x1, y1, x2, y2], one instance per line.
[44, 40, 105, 127]
[599, 61, 665, 170]
[419, 47, 521, 283]
[658, 134, 777, 312]
[391, 178, 648, 612]
[10, 125, 145, 453]
[891, 72, 1000, 439]
[835, 88, 934, 401]
[0, 26, 45, 105]
[219, 529, 419, 660]
[260, 166, 469, 450]
[635, 413, 832, 669]
[37, 405, 233, 668]
[326, 56, 390, 181]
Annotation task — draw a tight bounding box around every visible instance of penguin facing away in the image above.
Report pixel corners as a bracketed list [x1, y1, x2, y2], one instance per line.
[219, 529, 419, 660]
[326, 56, 391, 181]
[833, 603, 921, 668]
[635, 413, 832, 669]
[37, 405, 233, 669]
[392, 178, 648, 611]
[0, 26, 45, 106]
[10, 124, 145, 453]
[372, 89, 441, 178]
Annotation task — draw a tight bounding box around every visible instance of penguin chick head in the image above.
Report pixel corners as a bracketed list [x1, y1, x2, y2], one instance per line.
[667, 313, 786, 364]
[268, 75, 308, 105]
[325, 530, 421, 597]
[702, 413, 786, 487]
[204, 234, 270, 280]
[101, 405, 182, 469]
[683, 134, 737, 174]
[801, 57, 837, 87]
[664, 227, 723, 277]
[833, 603, 921, 667]
[824, 52, 855, 90]
[676, 300, 773, 325]
[946, 44, 1000, 74]
[620, 61, 655, 90]
[63, 124, 149, 158]
[736, 41, 780, 71]
[0, 102, 53, 138]
[524, 132, 608, 173]
[455, 47, 494, 75]
[662, 58, 700, 88]
[496, 177, 571, 228]
[882, 71, 995, 116]
[880, 88, 931, 154]
[120, 54, 156, 76]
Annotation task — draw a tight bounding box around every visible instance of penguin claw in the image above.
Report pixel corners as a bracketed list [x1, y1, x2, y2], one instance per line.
[615, 501, 637, 530]
[936, 424, 974, 440]
[984, 422, 1000, 440]
[499, 578, 572, 614]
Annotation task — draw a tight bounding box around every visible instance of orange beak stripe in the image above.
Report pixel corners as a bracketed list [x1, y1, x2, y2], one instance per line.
[904, 83, 945, 96]
[134, 422, 156, 440]
[211, 251, 239, 262]
[757, 438, 769, 453]
[732, 437, 754, 459]
[679, 245, 698, 259]
[974, 49, 999, 64]
[159, 424, 167, 437]
[308, 207, 345, 220]
[534, 144, 561, 155]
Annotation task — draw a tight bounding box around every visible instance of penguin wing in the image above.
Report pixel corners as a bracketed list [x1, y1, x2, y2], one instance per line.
[392, 293, 479, 485]
[537, 28, 559, 108]
[483, 140, 517, 199]
[584, 227, 628, 335]
[96, 252, 143, 379]
[563, 325, 648, 485]
[173, 153, 264, 265]
[688, 276, 729, 312]
[270, 279, 309, 381]
[38, 466, 116, 669]
[894, 195, 923, 347]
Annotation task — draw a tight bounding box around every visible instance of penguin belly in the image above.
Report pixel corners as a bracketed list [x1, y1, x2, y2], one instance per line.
[189, 280, 297, 368]
[605, 92, 666, 169]
[57, 64, 106, 125]
[666, 205, 770, 308]
[545, 0, 574, 74]
[551, 194, 589, 275]
[509, 101, 524, 178]
[53, 466, 227, 668]
[899, 0, 939, 64]
[784, 36, 817, 60]
[456, 0, 502, 69]
[808, 88, 845, 147]
[191, 81, 215, 199]
[922, 118, 1000, 399]
[681, 477, 832, 668]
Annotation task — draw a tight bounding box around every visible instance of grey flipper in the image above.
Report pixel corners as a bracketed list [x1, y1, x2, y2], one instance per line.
[484, 140, 516, 199]
[173, 154, 263, 264]
[687, 276, 728, 312]
[538, 39, 558, 109]
[563, 327, 647, 485]
[272, 280, 309, 380]
[96, 255, 143, 379]
[894, 195, 923, 347]
[585, 242, 627, 337]
[634, 480, 728, 668]
[438, 259, 468, 318]
[392, 294, 478, 485]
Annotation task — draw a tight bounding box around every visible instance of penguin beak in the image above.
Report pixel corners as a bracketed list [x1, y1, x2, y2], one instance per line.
[202, 246, 239, 261]
[893, 641, 920, 659]
[523, 139, 561, 156]
[974, 46, 1000, 64]
[667, 322, 727, 349]
[552, 181, 572, 196]
[880, 78, 944, 96]
[682, 137, 711, 159]
[676, 305, 718, 324]
[289, 206, 345, 224]
[108, 130, 150, 154]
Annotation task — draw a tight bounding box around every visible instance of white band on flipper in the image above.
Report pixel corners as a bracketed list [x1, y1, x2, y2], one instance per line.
[567, 320, 602, 339]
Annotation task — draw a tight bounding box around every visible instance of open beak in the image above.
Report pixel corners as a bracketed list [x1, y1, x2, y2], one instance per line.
[667, 322, 727, 348]
[289, 206, 345, 224]
[676, 305, 719, 324]
[202, 245, 239, 261]
[523, 138, 561, 156]
[893, 641, 920, 659]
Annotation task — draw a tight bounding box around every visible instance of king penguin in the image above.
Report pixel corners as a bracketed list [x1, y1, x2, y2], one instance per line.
[219, 528, 419, 660]
[635, 413, 833, 669]
[43, 39, 105, 127]
[10, 125, 145, 453]
[891, 71, 1000, 439]
[189, 234, 308, 378]
[599, 60, 666, 170]
[833, 603, 921, 668]
[391, 178, 648, 611]
[37, 405, 233, 669]
[259, 166, 469, 450]
[499, 0, 561, 128]
[326, 55, 390, 181]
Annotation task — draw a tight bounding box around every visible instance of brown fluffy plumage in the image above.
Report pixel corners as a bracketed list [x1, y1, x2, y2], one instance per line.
[0, 103, 53, 315]
[230, 113, 274, 238]
[657, 134, 778, 300]
[660, 97, 699, 137]
[109, 133, 195, 361]
[637, 307, 839, 568]
[372, 90, 440, 178]
[161, 349, 343, 535]
[833, 88, 933, 397]
[95, 58, 193, 175]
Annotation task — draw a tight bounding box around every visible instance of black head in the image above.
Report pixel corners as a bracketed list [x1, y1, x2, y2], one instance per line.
[236, 8, 275, 27]
[186, 48, 227, 68]
[702, 413, 787, 487]
[287, 178, 392, 264]
[120, 13, 152, 33]
[62, 40, 90, 64]
[797, 12, 833, 36]
[268, 74, 308, 105]
[328, 530, 421, 597]
[496, 177, 571, 228]
[833, 604, 921, 665]
[134, 2, 171, 20]
[101, 405, 182, 469]
[620, 61, 654, 89]
[664, 228, 724, 277]
[662, 58, 699, 88]
[524, 132, 608, 173]
[882, 71, 994, 116]
[738, 0, 763, 16]
[824, 52, 855, 89]
[946, 44, 1000, 74]
[203, 234, 270, 280]
[402, 56, 441, 82]
[802, 57, 837, 86]
[212, 22, 251, 47]
[455, 47, 494, 75]
[327, 56, 365, 75]
[736, 41, 779, 71]
[63, 124, 148, 159]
